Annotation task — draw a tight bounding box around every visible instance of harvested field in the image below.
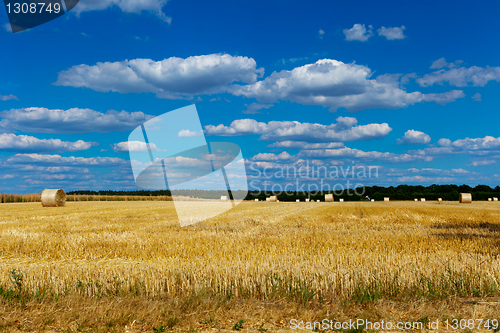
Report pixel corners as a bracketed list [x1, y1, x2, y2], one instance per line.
[0, 201, 499, 332]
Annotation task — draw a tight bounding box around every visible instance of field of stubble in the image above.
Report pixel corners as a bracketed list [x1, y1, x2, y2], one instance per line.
[0, 200, 499, 332]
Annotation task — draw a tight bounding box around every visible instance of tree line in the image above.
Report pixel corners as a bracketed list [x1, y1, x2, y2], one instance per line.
[67, 184, 500, 201]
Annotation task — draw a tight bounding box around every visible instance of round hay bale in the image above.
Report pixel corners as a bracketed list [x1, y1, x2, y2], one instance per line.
[384, 197, 390, 202]
[296, 199, 300, 202]
[438, 198, 442, 202]
[339, 198, 344, 202]
[459, 193, 472, 203]
[414, 198, 418, 201]
[269, 196, 277, 202]
[325, 194, 333, 202]
[41, 189, 66, 207]
[255, 198, 259, 202]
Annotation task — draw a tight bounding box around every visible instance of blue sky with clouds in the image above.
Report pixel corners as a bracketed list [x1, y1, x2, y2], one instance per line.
[1, 0, 500, 193]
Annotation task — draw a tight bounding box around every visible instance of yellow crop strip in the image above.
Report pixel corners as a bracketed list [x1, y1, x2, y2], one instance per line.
[0, 201, 499, 302]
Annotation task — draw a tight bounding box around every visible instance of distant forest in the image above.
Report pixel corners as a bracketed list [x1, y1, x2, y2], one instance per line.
[68, 184, 500, 201]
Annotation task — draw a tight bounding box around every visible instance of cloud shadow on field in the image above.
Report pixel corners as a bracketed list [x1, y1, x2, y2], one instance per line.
[430, 221, 500, 248]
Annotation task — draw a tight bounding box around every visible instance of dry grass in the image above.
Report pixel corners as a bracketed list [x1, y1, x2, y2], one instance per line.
[0, 201, 499, 332]
[0, 193, 172, 203]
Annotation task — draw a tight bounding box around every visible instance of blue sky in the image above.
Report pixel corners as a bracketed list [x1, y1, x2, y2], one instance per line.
[1, 0, 500, 193]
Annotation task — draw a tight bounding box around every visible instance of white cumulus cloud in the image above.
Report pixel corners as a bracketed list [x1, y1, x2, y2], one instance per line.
[409, 135, 500, 162]
[112, 141, 163, 153]
[437, 138, 452, 147]
[343, 24, 373, 42]
[267, 141, 345, 150]
[0, 94, 18, 101]
[0, 107, 152, 134]
[430, 57, 448, 69]
[429, 58, 463, 69]
[249, 147, 433, 164]
[470, 160, 496, 167]
[417, 62, 500, 87]
[242, 102, 273, 114]
[204, 117, 392, 142]
[0, 133, 97, 152]
[72, 0, 171, 23]
[377, 26, 406, 40]
[396, 130, 431, 145]
[229, 59, 461, 112]
[297, 147, 431, 163]
[178, 129, 203, 137]
[252, 151, 292, 161]
[452, 136, 500, 151]
[54, 54, 264, 99]
[422, 90, 465, 105]
[6, 154, 126, 166]
[54, 55, 466, 113]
